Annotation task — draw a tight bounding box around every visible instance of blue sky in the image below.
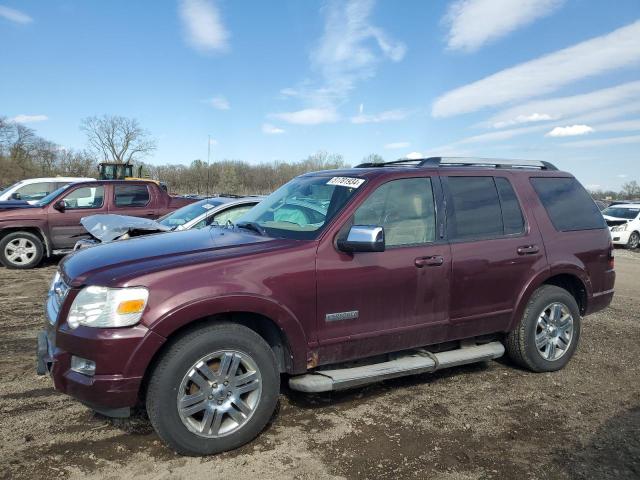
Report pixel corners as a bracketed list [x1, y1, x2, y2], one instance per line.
[1, 0, 639, 190]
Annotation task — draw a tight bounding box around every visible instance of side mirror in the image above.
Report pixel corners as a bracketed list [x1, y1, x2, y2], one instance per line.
[337, 225, 385, 253]
[53, 200, 66, 212]
[10, 192, 21, 200]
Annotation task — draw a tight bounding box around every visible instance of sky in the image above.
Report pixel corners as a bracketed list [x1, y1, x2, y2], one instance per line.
[1, 0, 639, 191]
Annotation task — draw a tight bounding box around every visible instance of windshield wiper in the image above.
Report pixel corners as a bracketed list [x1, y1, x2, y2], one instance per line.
[235, 221, 267, 236]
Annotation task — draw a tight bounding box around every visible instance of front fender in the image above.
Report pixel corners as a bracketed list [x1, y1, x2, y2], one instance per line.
[142, 294, 308, 373]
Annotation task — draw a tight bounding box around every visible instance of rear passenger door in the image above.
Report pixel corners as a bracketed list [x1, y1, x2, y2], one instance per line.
[443, 175, 546, 336]
[110, 183, 157, 218]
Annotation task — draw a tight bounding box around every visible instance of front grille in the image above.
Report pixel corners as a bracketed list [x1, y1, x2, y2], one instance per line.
[47, 273, 70, 325]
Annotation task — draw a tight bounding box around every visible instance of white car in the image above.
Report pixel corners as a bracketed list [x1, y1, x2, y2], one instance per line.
[0, 177, 95, 204]
[602, 203, 640, 249]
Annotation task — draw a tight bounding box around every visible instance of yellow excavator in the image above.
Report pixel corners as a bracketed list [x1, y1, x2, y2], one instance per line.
[98, 162, 167, 191]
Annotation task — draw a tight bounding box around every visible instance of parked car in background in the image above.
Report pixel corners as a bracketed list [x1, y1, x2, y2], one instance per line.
[602, 203, 640, 249]
[38, 157, 614, 456]
[0, 177, 95, 204]
[74, 196, 261, 249]
[0, 180, 196, 269]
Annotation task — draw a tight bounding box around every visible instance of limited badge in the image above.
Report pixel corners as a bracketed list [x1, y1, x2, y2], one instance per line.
[327, 177, 365, 188]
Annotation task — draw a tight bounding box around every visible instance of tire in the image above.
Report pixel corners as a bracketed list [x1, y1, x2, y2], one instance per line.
[505, 285, 581, 372]
[0, 231, 44, 269]
[146, 323, 280, 456]
[626, 231, 639, 250]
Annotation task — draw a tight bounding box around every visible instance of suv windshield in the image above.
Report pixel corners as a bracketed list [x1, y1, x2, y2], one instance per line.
[34, 184, 71, 206]
[235, 175, 364, 239]
[159, 199, 225, 228]
[603, 207, 640, 219]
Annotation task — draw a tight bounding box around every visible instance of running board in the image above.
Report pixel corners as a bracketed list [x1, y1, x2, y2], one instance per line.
[289, 341, 504, 393]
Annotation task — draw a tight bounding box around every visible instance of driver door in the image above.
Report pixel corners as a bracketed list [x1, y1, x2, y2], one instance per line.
[315, 177, 451, 364]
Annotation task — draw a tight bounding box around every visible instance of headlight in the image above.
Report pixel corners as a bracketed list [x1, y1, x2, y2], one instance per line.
[67, 286, 149, 329]
[612, 224, 628, 232]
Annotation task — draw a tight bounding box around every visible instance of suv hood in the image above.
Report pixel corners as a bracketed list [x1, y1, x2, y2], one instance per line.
[61, 226, 295, 285]
[0, 200, 38, 211]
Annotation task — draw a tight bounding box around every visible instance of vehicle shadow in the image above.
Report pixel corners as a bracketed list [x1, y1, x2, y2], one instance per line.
[556, 404, 640, 480]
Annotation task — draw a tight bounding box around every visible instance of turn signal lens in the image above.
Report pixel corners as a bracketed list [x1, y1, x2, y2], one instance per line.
[117, 299, 146, 315]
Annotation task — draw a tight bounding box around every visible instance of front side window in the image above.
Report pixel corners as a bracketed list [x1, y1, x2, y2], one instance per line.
[353, 178, 436, 247]
[15, 182, 56, 201]
[114, 184, 150, 207]
[211, 204, 255, 226]
[61, 186, 104, 209]
[531, 177, 606, 231]
[236, 175, 363, 239]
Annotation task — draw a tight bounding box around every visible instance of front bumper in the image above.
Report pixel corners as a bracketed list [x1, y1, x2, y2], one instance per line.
[609, 228, 631, 245]
[37, 299, 166, 417]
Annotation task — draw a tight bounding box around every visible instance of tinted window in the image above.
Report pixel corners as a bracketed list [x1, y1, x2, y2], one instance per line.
[447, 177, 503, 240]
[495, 177, 525, 235]
[531, 177, 606, 231]
[62, 186, 104, 209]
[115, 184, 150, 207]
[353, 178, 436, 247]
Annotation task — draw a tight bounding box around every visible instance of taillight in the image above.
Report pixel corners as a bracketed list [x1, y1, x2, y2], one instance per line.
[607, 243, 615, 270]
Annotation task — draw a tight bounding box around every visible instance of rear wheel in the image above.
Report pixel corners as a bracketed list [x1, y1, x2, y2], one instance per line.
[146, 323, 280, 456]
[505, 285, 581, 372]
[626, 231, 639, 249]
[0, 231, 44, 269]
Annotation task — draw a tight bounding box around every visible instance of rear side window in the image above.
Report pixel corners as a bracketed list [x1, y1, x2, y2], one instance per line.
[531, 177, 606, 231]
[495, 177, 524, 235]
[114, 184, 150, 207]
[447, 177, 503, 240]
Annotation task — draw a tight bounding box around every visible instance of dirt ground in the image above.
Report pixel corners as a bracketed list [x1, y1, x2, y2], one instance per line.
[1, 251, 638, 480]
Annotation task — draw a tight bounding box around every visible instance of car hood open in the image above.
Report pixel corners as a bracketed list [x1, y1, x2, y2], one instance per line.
[80, 214, 173, 242]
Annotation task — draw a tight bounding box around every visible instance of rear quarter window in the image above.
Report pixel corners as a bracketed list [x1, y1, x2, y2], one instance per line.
[530, 177, 606, 231]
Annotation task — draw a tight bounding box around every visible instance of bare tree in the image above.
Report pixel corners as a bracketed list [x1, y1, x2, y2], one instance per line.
[621, 180, 640, 199]
[362, 153, 384, 164]
[81, 115, 156, 164]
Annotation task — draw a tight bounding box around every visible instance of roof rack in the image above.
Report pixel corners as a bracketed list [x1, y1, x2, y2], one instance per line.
[355, 156, 557, 171]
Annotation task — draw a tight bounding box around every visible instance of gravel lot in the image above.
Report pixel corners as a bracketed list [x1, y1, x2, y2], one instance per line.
[1, 251, 638, 480]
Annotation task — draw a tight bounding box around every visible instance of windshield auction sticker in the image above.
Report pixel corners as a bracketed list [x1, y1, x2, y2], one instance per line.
[327, 177, 365, 188]
[201, 204, 215, 210]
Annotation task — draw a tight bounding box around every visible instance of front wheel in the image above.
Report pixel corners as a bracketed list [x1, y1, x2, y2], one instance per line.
[505, 285, 581, 372]
[626, 231, 639, 250]
[146, 323, 280, 456]
[0, 231, 44, 269]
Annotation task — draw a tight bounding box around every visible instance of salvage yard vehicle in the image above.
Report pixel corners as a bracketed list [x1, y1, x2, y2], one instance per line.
[37, 157, 615, 456]
[0, 180, 195, 269]
[74, 196, 261, 249]
[0, 177, 95, 203]
[602, 203, 640, 249]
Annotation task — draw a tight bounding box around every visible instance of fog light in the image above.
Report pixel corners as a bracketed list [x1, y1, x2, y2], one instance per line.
[71, 356, 96, 376]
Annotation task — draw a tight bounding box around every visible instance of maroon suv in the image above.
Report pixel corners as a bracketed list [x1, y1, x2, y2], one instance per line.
[37, 158, 615, 456]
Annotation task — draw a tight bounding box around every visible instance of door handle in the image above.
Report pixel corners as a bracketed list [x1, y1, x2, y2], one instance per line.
[415, 255, 444, 267]
[517, 245, 540, 255]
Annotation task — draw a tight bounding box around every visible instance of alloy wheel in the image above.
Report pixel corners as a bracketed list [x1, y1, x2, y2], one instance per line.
[4, 238, 37, 266]
[177, 350, 262, 438]
[534, 302, 574, 361]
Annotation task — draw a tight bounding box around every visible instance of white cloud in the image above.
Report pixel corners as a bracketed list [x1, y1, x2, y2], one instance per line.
[487, 81, 640, 128]
[272, 0, 405, 123]
[546, 124, 594, 137]
[562, 134, 640, 148]
[262, 123, 286, 135]
[404, 152, 424, 160]
[617, 174, 629, 178]
[9, 114, 48, 123]
[271, 108, 339, 125]
[206, 95, 230, 110]
[351, 109, 410, 124]
[444, 0, 563, 52]
[432, 20, 640, 117]
[0, 6, 32, 24]
[179, 0, 229, 53]
[384, 142, 410, 149]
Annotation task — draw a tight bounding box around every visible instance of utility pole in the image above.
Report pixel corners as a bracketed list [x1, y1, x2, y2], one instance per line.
[207, 135, 211, 197]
